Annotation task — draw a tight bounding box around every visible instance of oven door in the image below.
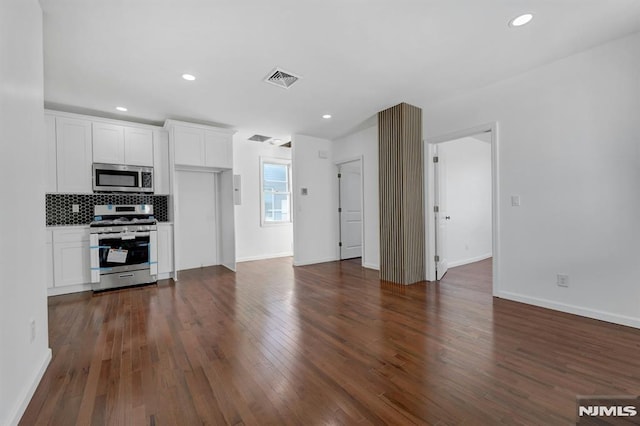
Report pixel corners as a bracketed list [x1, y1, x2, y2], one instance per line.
[94, 232, 152, 274]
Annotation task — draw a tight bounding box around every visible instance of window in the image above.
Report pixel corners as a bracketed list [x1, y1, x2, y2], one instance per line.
[261, 159, 291, 225]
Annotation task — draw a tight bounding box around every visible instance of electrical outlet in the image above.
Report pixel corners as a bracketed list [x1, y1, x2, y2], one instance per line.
[557, 274, 569, 288]
[72, 204, 80, 213]
[30, 319, 36, 342]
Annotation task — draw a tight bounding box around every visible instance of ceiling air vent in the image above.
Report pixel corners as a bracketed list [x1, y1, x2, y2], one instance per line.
[248, 134, 272, 142]
[264, 67, 301, 89]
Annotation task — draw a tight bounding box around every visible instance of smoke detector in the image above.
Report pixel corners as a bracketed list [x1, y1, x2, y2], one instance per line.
[263, 67, 301, 89]
[248, 134, 272, 142]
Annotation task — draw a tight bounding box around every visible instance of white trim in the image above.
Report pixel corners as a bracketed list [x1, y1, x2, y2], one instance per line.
[496, 291, 640, 330]
[236, 252, 293, 263]
[45, 109, 161, 131]
[447, 253, 492, 268]
[163, 119, 236, 135]
[424, 122, 501, 298]
[363, 262, 380, 270]
[293, 256, 339, 267]
[7, 348, 52, 426]
[174, 164, 230, 173]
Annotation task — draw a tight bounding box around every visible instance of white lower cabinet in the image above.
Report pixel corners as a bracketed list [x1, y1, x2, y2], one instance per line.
[51, 228, 91, 289]
[157, 223, 174, 276]
[47, 224, 173, 295]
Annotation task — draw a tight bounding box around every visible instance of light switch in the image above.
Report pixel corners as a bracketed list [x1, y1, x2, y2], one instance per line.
[301, 188, 308, 196]
[511, 196, 521, 207]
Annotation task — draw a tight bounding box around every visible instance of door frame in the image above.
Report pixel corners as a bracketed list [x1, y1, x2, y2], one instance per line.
[424, 122, 501, 295]
[335, 156, 364, 264]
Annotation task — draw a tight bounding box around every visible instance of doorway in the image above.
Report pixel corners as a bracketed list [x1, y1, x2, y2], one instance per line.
[425, 123, 500, 293]
[337, 159, 363, 260]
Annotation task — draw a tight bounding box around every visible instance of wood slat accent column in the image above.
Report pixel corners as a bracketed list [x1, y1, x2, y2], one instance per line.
[378, 103, 425, 284]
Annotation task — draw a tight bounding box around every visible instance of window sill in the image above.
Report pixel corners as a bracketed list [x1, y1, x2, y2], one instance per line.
[261, 221, 293, 228]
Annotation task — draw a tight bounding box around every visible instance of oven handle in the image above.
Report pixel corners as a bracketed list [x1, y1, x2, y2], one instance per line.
[97, 232, 151, 240]
[118, 273, 135, 278]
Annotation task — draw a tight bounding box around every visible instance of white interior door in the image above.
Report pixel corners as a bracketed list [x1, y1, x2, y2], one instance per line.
[176, 170, 218, 271]
[339, 161, 362, 260]
[434, 147, 449, 279]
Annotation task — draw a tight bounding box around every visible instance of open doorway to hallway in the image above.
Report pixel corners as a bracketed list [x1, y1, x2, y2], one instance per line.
[425, 123, 499, 293]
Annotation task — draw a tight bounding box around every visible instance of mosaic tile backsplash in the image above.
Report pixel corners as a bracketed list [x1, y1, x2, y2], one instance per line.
[46, 194, 170, 226]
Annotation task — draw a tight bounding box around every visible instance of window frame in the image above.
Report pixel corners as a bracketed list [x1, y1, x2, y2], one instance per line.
[259, 157, 292, 227]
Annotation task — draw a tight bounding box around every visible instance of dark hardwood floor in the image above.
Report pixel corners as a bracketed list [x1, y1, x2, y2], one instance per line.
[21, 258, 640, 425]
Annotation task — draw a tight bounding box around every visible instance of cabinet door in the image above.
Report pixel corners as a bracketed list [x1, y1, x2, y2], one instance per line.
[44, 115, 57, 193]
[53, 229, 91, 287]
[157, 224, 174, 274]
[124, 127, 154, 166]
[174, 127, 205, 166]
[153, 130, 171, 194]
[92, 122, 125, 164]
[56, 117, 93, 193]
[204, 131, 232, 168]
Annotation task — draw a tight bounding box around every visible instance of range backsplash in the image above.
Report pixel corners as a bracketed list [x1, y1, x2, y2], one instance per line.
[46, 194, 170, 226]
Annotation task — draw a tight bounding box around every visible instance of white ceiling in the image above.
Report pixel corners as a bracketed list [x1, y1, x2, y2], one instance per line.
[40, 0, 640, 141]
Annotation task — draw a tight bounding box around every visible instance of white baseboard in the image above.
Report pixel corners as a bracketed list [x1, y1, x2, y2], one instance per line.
[8, 348, 52, 426]
[448, 252, 492, 268]
[293, 256, 339, 267]
[236, 252, 293, 263]
[363, 262, 380, 270]
[496, 290, 640, 329]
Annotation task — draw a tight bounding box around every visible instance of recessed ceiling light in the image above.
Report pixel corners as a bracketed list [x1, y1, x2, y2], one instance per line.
[322, 114, 332, 119]
[182, 74, 196, 81]
[509, 13, 533, 27]
[115, 106, 127, 112]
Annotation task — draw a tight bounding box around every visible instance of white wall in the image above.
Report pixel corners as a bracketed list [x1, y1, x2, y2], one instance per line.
[439, 136, 492, 267]
[292, 134, 338, 265]
[233, 139, 293, 261]
[422, 32, 640, 327]
[333, 125, 380, 269]
[0, 1, 52, 425]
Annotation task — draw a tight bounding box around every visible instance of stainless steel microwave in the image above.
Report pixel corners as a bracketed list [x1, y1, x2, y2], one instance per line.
[92, 163, 154, 193]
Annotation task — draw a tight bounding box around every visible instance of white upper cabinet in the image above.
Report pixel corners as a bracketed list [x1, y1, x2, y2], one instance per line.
[169, 121, 234, 169]
[56, 117, 93, 193]
[204, 130, 232, 169]
[44, 114, 57, 193]
[92, 122, 125, 164]
[174, 126, 205, 166]
[93, 122, 153, 166]
[124, 127, 154, 166]
[153, 130, 171, 194]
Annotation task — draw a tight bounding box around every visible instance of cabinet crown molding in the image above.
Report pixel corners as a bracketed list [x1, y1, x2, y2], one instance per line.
[163, 119, 237, 135]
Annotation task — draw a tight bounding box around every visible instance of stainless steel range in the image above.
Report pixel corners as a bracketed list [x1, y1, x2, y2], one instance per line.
[89, 204, 158, 291]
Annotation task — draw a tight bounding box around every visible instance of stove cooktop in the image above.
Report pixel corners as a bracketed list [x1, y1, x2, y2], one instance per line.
[90, 217, 157, 227]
